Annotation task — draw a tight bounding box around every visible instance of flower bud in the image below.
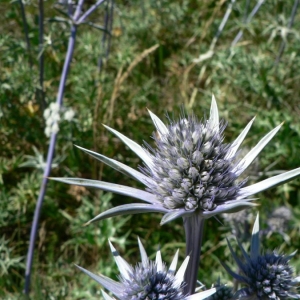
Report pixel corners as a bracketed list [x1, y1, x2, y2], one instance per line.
[188, 167, 199, 182]
[183, 139, 193, 152]
[202, 141, 213, 154]
[214, 159, 225, 170]
[205, 186, 217, 197]
[181, 178, 192, 192]
[177, 157, 189, 170]
[161, 178, 173, 190]
[211, 172, 223, 183]
[172, 189, 186, 200]
[192, 150, 203, 164]
[202, 198, 215, 210]
[185, 197, 198, 210]
[168, 169, 181, 181]
[200, 171, 210, 182]
[204, 159, 213, 169]
[195, 184, 205, 198]
[192, 130, 202, 144]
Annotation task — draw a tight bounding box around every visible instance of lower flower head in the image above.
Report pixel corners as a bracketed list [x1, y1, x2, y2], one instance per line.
[223, 215, 300, 300]
[239, 251, 299, 299]
[76, 238, 216, 300]
[121, 261, 184, 300]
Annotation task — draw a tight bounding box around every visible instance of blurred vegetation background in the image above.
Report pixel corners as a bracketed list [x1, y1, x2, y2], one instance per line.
[1, 0, 300, 298]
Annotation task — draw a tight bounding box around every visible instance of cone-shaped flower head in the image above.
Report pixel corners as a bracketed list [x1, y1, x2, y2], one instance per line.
[76, 238, 216, 300]
[51, 95, 300, 225]
[144, 106, 243, 212]
[222, 214, 300, 299]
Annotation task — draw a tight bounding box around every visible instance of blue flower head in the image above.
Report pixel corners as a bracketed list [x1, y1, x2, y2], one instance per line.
[222, 214, 300, 299]
[76, 238, 216, 300]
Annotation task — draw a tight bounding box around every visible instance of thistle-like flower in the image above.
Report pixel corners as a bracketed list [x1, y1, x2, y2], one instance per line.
[52, 95, 300, 225]
[222, 214, 300, 299]
[76, 238, 216, 300]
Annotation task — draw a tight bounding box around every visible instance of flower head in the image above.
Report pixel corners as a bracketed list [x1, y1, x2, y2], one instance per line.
[52, 95, 300, 225]
[222, 214, 300, 299]
[76, 238, 216, 300]
[143, 112, 242, 212]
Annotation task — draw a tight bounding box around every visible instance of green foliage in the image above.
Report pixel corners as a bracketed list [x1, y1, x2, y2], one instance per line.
[1, 0, 300, 298]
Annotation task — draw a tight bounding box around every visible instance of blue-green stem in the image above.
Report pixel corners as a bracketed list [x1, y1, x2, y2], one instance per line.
[183, 214, 205, 295]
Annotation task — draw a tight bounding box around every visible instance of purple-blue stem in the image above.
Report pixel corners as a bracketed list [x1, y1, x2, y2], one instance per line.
[24, 23, 78, 295]
[183, 214, 205, 296]
[78, 0, 106, 23]
[24, 0, 110, 292]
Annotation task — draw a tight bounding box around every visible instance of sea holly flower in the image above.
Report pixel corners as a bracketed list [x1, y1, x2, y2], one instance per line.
[52, 95, 300, 224]
[52, 95, 300, 294]
[222, 214, 300, 299]
[76, 238, 216, 299]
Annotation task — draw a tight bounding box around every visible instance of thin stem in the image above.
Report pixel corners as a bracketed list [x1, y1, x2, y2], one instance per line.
[183, 214, 205, 295]
[210, 0, 236, 51]
[78, 0, 107, 23]
[98, 0, 114, 72]
[192, 0, 236, 107]
[194, 0, 234, 64]
[18, 0, 33, 69]
[275, 0, 299, 66]
[73, 0, 85, 21]
[243, 0, 251, 23]
[24, 24, 78, 295]
[231, 0, 265, 47]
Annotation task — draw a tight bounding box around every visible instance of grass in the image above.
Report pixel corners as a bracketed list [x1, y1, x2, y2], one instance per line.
[1, 0, 300, 298]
